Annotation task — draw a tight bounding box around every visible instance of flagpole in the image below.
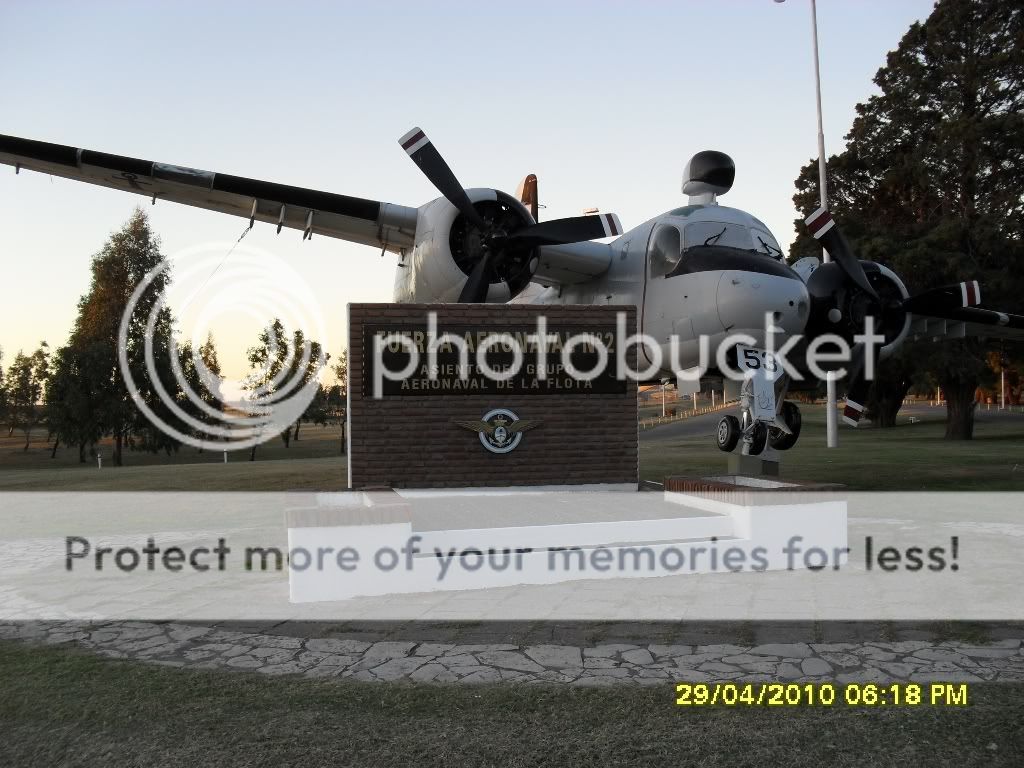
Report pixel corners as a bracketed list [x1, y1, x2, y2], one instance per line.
[777, 0, 838, 447]
[811, 0, 839, 448]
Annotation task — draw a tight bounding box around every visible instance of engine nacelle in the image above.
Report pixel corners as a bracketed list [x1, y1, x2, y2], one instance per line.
[392, 188, 537, 303]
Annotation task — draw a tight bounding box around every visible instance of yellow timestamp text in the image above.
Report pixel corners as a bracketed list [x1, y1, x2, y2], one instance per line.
[674, 682, 969, 707]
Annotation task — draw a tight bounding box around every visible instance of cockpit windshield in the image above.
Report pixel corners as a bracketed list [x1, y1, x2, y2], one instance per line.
[750, 227, 784, 259]
[649, 218, 790, 279]
[683, 222, 751, 251]
[682, 222, 785, 261]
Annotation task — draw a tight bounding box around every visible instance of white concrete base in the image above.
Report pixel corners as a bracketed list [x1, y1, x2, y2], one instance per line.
[287, 487, 848, 603]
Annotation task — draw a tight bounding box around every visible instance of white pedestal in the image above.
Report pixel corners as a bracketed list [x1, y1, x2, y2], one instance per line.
[287, 484, 847, 603]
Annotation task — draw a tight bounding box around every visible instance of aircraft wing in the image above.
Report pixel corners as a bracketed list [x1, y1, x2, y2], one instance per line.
[0, 134, 418, 254]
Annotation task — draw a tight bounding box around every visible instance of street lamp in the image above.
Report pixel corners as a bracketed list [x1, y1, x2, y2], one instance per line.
[776, 0, 839, 448]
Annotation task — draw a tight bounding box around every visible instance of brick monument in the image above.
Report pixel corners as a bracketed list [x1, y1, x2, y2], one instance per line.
[346, 303, 638, 489]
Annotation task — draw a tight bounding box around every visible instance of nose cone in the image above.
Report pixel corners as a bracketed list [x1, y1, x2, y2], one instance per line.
[717, 271, 809, 338]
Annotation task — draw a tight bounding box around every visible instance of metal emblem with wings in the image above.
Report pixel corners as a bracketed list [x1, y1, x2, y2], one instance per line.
[453, 408, 541, 454]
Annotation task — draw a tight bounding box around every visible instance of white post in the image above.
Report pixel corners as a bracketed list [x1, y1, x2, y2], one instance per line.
[1001, 368, 1006, 410]
[224, 450, 228, 464]
[712, 390, 716, 408]
[808, 0, 838, 448]
[693, 391, 698, 412]
[661, 383, 666, 417]
[97, 453, 102, 469]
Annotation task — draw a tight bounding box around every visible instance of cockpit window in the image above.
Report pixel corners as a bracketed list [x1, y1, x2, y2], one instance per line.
[653, 219, 788, 278]
[648, 223, 682, 278]
[683, 222, 752, 252]
[681, 221, 785, 261]
[750, 228, 784, 260]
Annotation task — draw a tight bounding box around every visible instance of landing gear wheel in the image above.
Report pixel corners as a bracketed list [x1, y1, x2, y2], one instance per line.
[747, 422, 769, 456]
[716, 415, 741, 452]
[769, 402, 802, 451]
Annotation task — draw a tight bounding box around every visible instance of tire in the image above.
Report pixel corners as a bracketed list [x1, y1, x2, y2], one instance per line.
[748, 422, 769, 455]
[769, 402, 802, 451]
[716, 415, 741, 452]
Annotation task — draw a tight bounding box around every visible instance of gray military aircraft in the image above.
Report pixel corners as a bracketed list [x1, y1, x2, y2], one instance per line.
[2, 128, 1021, 455]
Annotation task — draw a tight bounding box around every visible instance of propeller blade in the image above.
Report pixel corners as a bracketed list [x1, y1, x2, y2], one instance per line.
[458, 249, 496, 303]
[805, 208, 878, 301]
[902, 280, 981, 315]
[398, 127, 486, 229]
[912, 305, 1024, 332]
[509, 213, 622, 248]
[841, 342, 873, 427]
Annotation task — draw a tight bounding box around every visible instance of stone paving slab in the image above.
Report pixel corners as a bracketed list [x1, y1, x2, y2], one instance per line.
[3, 620, 1024, 686]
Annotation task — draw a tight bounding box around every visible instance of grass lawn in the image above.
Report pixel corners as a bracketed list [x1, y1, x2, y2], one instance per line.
[641, 404, 1024, 491]
[1, 405, 1022, 491]
[1, 641, 1022, 768]
[0, 423, 349, 491]
[0, 455, 348, 491]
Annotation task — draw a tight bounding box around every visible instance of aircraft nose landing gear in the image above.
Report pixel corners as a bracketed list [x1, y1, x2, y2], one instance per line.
[716, 415, 741, 452]
[748, 420, 770, 455]
[716, 410, 776, 455]
[715, 370, 802, 456]
[768, 401, 802, 451]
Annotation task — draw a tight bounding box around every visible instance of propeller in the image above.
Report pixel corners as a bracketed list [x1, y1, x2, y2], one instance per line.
[805, 207, 878, 300]
[399, 127, 622, 302]
[506, 214, 622, 248]
[400, 127, 486, 230]
[804, 208, 986, 427]
[805, 207, 900, 426]
[840, 341, 873, 427]
[459, 250, 498, 304]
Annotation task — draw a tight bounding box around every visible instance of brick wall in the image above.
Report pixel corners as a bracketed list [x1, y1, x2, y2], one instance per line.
[348, 303, 638, 489]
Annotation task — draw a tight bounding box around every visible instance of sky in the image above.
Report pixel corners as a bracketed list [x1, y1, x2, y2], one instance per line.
[0, 0, 937, 380]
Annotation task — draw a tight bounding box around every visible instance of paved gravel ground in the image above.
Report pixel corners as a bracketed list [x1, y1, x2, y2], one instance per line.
[4, 620, 1022, 686]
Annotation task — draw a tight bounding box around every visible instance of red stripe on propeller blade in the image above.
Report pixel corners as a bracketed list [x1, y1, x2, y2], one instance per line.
[806, 209, 833, 236]
[401, 131, 426, 151]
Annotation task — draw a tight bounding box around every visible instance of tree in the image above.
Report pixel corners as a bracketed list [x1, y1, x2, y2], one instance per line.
[294, 383, 330, 443]
[791, 0, 1024, 438]
[244, 320, 326, 460]
[45, 342, 106, 461]
[245, 319, 288, 461]
[68, 208, 182, 464]
[7, 343, 50, 451]
[177, 332, 224, 450]
[286, 329, 328, 445]
[0, 347, 7, 435]
[330, 350, 349, 454]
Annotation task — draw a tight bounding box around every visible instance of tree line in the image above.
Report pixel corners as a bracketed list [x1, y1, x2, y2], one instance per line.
[0, 208, 348, 464]
[789, 0, 1023, 439]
